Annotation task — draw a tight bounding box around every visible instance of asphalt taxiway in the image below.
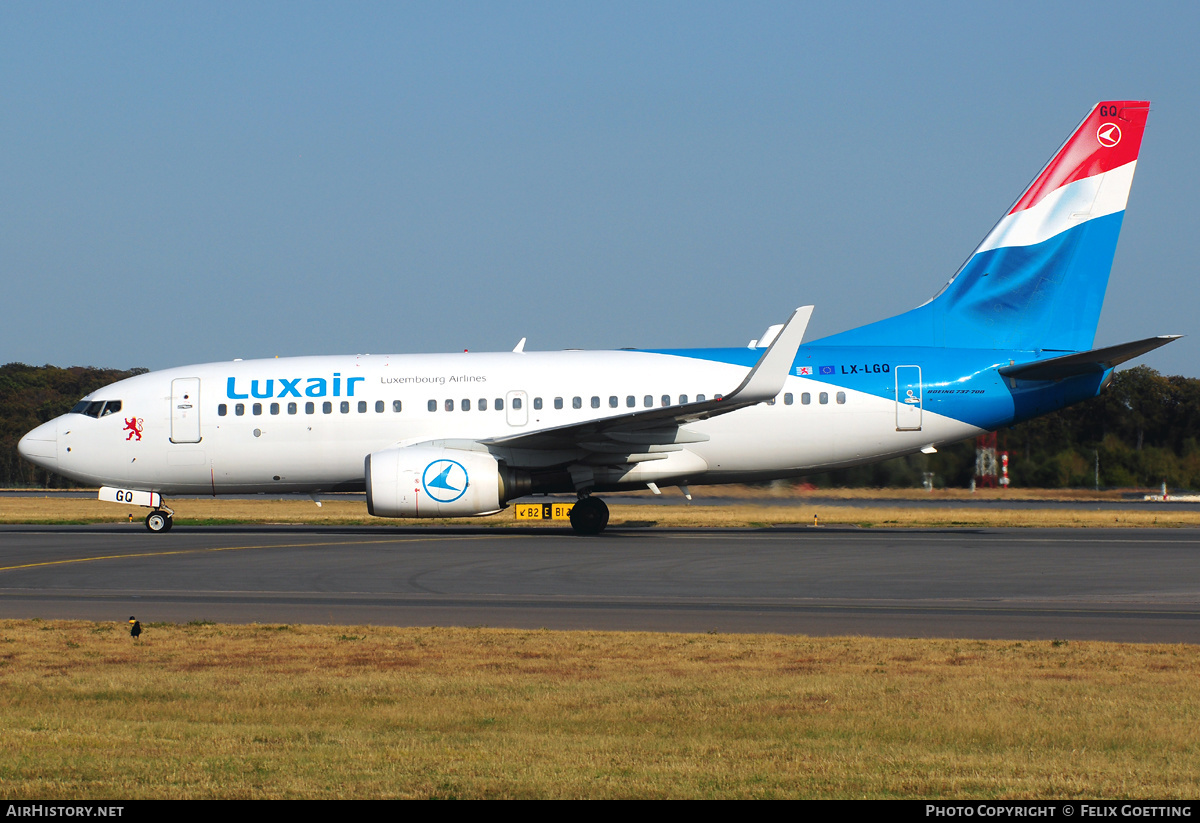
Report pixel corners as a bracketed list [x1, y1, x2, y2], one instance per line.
[1, 525, 1198, 642]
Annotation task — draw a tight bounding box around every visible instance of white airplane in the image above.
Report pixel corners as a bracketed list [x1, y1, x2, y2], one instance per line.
[19, 100, 1178, 534]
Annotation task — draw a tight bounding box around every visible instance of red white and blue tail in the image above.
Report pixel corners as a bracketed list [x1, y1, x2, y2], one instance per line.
[816, 101, 1150, 352]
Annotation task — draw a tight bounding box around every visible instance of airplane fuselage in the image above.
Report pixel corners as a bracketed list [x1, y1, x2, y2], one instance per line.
[29, 345, 1102, 496]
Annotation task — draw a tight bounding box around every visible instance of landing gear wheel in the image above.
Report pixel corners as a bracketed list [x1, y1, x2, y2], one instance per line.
[569, 496, 609, 535]
[145, 510, 170, 533]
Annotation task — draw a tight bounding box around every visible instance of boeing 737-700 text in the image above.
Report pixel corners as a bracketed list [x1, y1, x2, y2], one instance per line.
[19, 101, 1178, 534]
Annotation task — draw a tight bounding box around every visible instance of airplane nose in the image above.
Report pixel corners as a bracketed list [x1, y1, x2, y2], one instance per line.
[18, 420, 58, 469]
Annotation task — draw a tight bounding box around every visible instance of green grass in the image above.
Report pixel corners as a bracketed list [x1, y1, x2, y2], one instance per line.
[2, 620, 1198, 799]
[5, 495, 1200, 529]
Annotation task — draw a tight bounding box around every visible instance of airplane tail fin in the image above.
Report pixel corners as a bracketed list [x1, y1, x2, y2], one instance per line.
[814, 101, 1150, 352]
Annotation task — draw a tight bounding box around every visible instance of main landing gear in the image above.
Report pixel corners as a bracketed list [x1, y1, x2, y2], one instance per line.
[569, 495, 609, 536]
[145, 509, 174, 533]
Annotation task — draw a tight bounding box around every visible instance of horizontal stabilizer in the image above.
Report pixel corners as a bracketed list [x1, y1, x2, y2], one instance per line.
[755, 323, 784, 348]
[998, 335, 1181, 381]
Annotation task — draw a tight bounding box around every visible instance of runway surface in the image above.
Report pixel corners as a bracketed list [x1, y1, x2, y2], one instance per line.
[2, 524, 1199, 642]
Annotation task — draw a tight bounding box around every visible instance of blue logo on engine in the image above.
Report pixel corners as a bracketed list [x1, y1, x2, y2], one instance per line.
[422, 459, 469, 503]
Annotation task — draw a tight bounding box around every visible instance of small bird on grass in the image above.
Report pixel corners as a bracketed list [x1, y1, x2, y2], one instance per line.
[129, 617, 141, 640]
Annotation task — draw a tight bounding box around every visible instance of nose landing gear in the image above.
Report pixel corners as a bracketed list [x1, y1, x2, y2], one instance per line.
[145, 509, 174, 532]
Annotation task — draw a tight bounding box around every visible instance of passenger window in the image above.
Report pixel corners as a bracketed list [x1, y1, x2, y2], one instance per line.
[513, 397, 522, 410]
[288, 402, 298, 414]
[533, 397, 543, 410]
[801, 393, 811, 405]
[235, 403, 245, 416]
[479, 398, 487, 411]
[445, 399, 454, 412]
[428, 400, 437, 412]
[591, 396, 600, 409]
[819, 392, 829, 405]
[393, 400, 402, 413]
[218, 404, 227, 416]
[696, 394, 705, 402]
[340, 401, 349, 413]
[554, 397, 563, 410]
[715, 394, 724, 401]
[784, 393, 793, 405]
[836, 392, 846, 405]
[644, 395, 653, 408]
[627, 396, 636, 408]
[766, 398, 775, 405]
[270, 403, 280, 415]
[573, 397, 582, 409]
[253, 403, 262, 415]
[306, 402, 315, 414]
[358, 401, 367, 413]
[495, 398, 504, 411]
[609, 396, 618, 408]
[679, 395, 688, 405]
[462, 399, 471, 411]
[375, 400, 384, 413]
[661, 395, 669, 407]
[323, 401, 333, 414]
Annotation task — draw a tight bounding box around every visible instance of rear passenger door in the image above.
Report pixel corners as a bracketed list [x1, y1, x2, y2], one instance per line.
[894, 366, 922, 431]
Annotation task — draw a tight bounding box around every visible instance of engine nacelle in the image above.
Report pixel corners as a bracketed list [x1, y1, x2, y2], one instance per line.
[365, 445, 529, 518]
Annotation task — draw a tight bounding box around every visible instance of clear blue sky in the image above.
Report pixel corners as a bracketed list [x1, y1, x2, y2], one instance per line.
[3, 2, 1196, 376]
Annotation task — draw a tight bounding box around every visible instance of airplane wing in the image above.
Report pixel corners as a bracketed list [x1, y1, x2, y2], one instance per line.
[481, 306, 813, 452]
[999, 335, 1182, 382]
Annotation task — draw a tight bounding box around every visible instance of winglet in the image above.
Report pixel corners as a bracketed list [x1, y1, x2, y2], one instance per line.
[725, 306, 812, 403]
[513, 337, 527, 353]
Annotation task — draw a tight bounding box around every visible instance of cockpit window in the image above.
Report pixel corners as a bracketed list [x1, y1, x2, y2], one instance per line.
[70, 399, 122, 418]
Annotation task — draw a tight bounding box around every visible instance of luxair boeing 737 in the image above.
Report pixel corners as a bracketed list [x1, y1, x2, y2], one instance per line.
[19, 101, 1178, 534]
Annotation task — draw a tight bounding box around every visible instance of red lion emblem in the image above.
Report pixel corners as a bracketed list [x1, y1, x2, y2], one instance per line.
[123, 417, 143, 442]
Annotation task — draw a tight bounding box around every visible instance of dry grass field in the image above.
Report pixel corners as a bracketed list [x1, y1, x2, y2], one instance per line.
[2, 620, 1198, 799]
[2, 492, 1198, 529]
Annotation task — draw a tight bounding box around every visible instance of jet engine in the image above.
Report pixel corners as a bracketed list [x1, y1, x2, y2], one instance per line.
[365, 445, 530, 518]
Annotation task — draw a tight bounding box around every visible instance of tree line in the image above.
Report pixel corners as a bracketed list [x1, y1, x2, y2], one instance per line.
[0, 363, 147, 488]
[2, 362, 1197, 490]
